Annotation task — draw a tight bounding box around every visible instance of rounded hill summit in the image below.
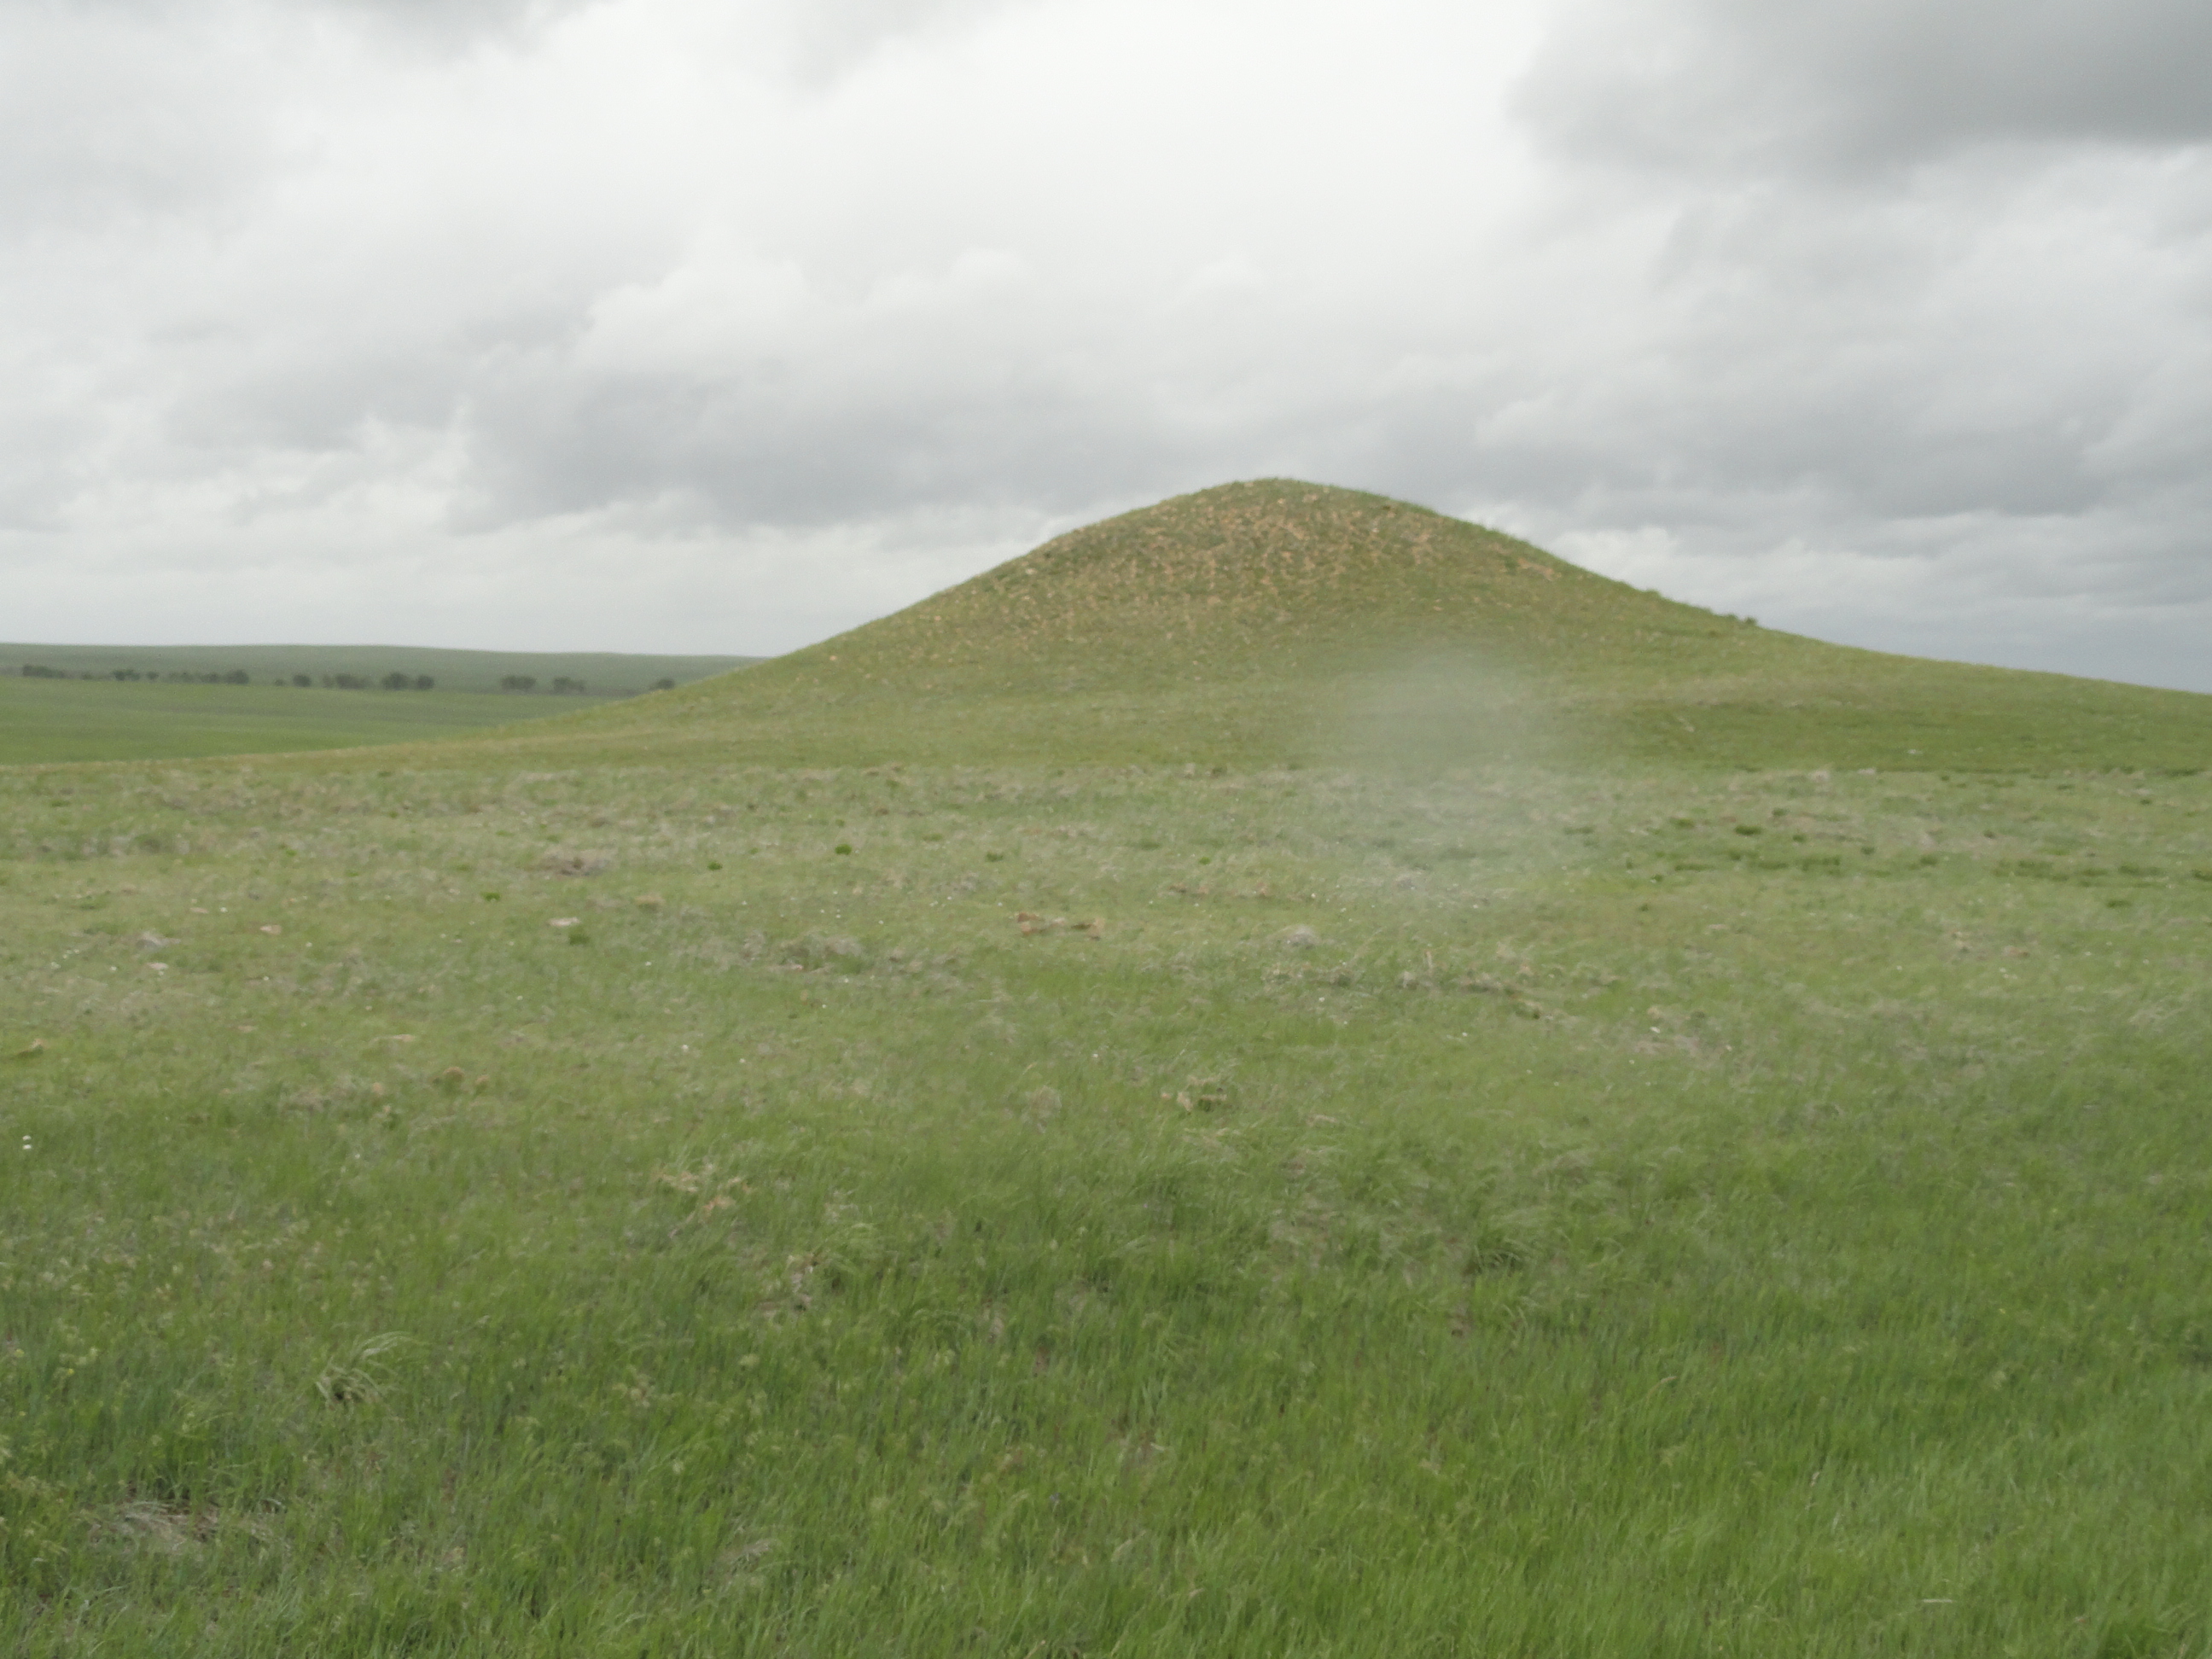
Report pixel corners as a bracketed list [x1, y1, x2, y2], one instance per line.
[799, 479, 1694, 684]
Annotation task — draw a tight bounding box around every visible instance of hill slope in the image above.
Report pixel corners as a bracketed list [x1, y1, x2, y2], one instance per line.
[292, 480, 2212, 773]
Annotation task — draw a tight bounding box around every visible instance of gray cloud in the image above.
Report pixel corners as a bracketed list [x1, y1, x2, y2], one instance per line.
[0, 7, 274, 236]
[1517, 0, 2212, 176]
[325, 0, 609, 53]
[452, 368, 1174, 529]
[777, 0, 1037, 83]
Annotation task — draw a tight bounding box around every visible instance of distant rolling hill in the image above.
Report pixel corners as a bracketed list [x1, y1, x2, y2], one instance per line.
[448, 480, 2212, 776]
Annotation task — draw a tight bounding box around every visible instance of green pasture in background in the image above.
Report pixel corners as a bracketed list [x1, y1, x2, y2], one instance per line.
[0, 649, 758, 766]
[3, 482, 2209, 1656]
[0, 677, 569, 765]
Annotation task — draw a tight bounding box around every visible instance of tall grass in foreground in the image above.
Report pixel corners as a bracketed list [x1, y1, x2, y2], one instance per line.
[2, 756, 2209, 1654]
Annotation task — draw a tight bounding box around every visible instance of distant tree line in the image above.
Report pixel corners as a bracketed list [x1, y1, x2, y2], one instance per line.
[15, 663, 683, 694]
[282, 672, 438, 690]
[20, 666, 258, 684]
[15, 665, 435, 690]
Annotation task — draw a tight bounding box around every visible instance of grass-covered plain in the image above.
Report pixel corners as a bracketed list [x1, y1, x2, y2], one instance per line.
[4, 483, 2211, 1654]
[0, 648, 758, 767]
[0, 678, 614, 768]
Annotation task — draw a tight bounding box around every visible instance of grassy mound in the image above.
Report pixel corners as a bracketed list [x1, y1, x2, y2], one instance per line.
[443, 480, 2212, 775]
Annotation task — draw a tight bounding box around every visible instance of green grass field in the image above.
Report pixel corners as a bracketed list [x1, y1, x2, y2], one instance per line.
[3, 483, 2209, 1655]
[0, 649, 757, 767]
[0, 678, 597, 767]
[0, 645, 757, 767]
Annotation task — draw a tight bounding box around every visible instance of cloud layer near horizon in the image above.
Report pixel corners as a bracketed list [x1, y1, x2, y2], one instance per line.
[3, 0, 2207, 690]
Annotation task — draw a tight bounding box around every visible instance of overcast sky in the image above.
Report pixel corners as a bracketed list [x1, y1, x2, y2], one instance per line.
[3, 0, 2208, 690]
